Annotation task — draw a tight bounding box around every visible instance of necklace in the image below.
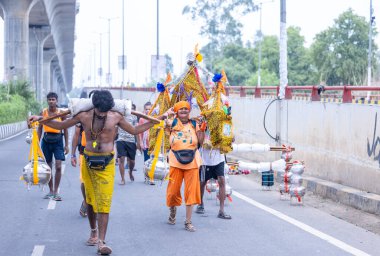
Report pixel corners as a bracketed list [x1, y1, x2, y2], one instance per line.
[90, 110, 107, 149]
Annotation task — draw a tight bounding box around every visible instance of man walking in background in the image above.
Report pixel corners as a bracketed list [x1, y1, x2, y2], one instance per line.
[138, 101, 152, 162]
[116, 103, 140, 184]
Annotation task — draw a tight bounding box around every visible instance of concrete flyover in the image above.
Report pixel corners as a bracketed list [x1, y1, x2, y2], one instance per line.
[0, 0, 78, 103]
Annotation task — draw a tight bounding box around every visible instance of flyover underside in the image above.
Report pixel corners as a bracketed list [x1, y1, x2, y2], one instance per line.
[0, 0, 76, 103]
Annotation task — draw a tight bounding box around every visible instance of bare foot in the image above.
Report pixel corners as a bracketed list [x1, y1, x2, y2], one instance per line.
[119, 180, 126, 185]
[129, 171, 134, 182]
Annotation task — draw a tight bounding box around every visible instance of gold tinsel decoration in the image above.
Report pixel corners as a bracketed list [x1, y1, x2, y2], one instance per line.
[201, 80, 233, 154]
[170, 65, 209, 111]
[148, 87, 171, 155]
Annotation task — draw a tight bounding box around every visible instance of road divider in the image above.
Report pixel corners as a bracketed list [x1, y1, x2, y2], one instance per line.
[47, 165, 65, 210]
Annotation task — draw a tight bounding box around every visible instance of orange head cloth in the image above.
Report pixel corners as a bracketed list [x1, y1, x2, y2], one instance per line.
[173, 101, 190, 113]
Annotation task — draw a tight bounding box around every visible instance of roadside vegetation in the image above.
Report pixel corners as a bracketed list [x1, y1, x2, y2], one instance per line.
[0, 81, 41, 125]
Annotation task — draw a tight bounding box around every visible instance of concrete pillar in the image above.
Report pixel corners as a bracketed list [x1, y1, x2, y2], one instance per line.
[29, 26, 50, 102]
[0, 0, 36, 81]
[28, 28, 37, 94]
[51, 61, 61, 95]
[42, 49, 55, 99]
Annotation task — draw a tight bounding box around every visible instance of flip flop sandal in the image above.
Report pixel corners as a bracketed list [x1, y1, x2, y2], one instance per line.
[167, 207, 176, 225]
[98, 240, 112, 255]
[86, 237, 98, 246]
[195, 205, 205, 214]
[217, 211, 232, 220]
[43, 193, 54, 199]
[184, 221, 196, 232]
[79, 201, 87, 217]
[52, 194, 62, 201]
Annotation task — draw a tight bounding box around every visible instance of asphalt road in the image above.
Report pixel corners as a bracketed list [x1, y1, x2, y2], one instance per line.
[1, 132, 379, 256]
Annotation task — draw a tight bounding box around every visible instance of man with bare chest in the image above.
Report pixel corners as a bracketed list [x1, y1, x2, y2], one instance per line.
[29, 90, 170, 255]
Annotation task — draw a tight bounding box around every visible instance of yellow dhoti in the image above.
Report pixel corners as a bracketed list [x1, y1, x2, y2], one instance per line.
[82, 150, 115, 213]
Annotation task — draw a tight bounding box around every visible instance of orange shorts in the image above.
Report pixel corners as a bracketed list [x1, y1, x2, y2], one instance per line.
[166, 166, 201, 207]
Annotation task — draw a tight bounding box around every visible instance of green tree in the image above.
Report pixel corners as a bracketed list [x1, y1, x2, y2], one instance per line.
[211, 44, 255, 85]
[246, 69, 278, 86]
[311, 9, 377, 85]
[183, 0, 257, 64]
[287, 26, 317, 85]
[210, 35, 279, 86]
[256, 35, 279, 77]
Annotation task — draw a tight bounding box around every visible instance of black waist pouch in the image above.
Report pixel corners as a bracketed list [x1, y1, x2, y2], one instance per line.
[172, 149, 196, 165]
[84, 153, 114, 170]
[43, 132, 62, 143]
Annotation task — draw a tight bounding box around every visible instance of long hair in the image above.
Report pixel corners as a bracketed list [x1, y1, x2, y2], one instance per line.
[92, 90, 115, 112]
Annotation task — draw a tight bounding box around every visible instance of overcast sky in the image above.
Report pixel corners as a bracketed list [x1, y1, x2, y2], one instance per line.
[0, 0, 379, 88]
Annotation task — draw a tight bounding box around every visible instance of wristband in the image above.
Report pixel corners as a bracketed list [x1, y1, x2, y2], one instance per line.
[71, 154, 76, 158]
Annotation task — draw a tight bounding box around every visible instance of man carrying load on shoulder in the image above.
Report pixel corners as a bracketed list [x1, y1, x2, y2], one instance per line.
[29, 90, 170, 255]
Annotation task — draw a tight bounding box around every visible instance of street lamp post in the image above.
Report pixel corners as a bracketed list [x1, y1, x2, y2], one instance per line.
[98, 33, 103, 87]
[93, 43, 97, 87]
[156, 0, 159, 59]
[257, 2, 263, 87]
[277, 0, 287, 146]
[121, 0, 125, 98]
[100, 16, 118, 87]
[108, 18, 111, 86]
[367, 0, 374, 100]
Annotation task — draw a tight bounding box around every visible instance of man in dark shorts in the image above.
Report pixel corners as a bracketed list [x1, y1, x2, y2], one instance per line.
[196, 148, 232, 219]
[116, 103, 140, 184]
[37, 92, 69, 201]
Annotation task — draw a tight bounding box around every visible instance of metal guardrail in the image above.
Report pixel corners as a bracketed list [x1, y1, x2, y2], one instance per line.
[85, 85, 380, 103]
[0, 121, 28, 140]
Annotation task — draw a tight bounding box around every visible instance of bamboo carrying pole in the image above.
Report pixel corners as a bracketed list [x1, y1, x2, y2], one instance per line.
[31, 109, 161, 126]
[37, 110, 71, 124]
[131, 110, 161, 124]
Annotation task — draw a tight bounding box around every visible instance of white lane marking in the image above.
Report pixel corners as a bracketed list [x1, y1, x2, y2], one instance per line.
[47, 164, 64, 210]
[234, 191, 370, 256]
[47, 188, 60, 210]
[31, 245, 45, 256]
